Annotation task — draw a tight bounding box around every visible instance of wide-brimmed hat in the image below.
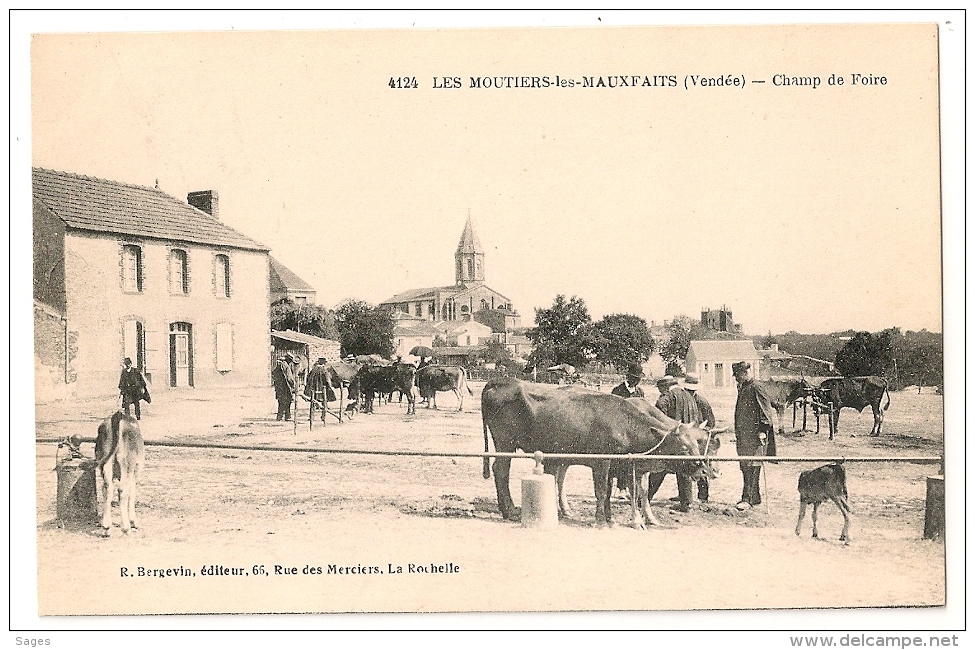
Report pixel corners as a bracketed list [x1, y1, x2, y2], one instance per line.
[656, 375, 677, 389]
[732, 361, 751, 375]
[625, 363, 644, 379]
[683, 373, 701, 390]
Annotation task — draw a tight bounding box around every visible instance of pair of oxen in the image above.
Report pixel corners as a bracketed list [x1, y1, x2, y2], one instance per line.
[481, 377, 723, 528]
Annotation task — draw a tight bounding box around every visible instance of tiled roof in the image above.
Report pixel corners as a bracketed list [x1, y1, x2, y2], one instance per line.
[382, 285, 455, 304]
[32, 168, 268, 252]
[269, 256, 315, 293]
[395, 320, 440, 337]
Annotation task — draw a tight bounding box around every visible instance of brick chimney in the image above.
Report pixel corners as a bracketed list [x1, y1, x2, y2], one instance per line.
[188, 190, 219, 220]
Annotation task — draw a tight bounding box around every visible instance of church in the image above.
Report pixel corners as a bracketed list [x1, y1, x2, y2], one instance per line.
[380, 217, 523, 359]
[380, 217, 519, 327]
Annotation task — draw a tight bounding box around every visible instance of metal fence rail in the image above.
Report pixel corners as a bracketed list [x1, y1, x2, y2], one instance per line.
[35, 437, 941, 465]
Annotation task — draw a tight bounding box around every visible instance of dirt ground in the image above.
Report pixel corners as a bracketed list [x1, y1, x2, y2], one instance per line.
[34, 381, 945, 616]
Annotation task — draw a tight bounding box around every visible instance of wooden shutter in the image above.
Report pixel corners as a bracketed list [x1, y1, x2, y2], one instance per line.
[144, 323, 160, 382]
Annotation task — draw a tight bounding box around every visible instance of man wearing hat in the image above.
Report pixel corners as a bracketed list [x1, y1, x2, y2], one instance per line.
[271, 352, 297, 421]
[656, 375, 701, 424]
[682, 372, 716, 503]
[732, 361, 777, 510]
[682, 373, 715, 428]
[611, 363, 646, 398]
[652, 374, 702, 511]
[118, 357, 150, 420]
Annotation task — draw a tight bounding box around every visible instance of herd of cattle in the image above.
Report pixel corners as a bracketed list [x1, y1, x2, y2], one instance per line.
[302, 360, 473, 417]
[86, 365, 891, 541]
[479, 376, 861, 540]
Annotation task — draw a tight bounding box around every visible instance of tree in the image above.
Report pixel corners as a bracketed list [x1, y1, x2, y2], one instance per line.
[592, 313, 654, 372]
[659, 315, 697, 367]
[334, 299, 395, 358]
[834, 330, 894, 377]
[270, 299, 339, 340]
[891, 329, 943, 390]
[526, 295, 597, 369]
[480, 339, 515, 366]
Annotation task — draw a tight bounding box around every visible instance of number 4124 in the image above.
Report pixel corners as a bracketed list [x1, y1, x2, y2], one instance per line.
[389, 77, 418, 89]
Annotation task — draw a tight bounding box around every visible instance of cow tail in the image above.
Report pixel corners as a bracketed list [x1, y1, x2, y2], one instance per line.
[464, 368, 473, 395]
[93, 411, 124, 468]
[882, 380, 891, 411]
[482, 418, 492, 479]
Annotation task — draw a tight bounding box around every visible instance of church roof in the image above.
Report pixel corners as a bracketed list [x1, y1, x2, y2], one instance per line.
[382, 286, 452, 304]
[456, 215, 483, 255]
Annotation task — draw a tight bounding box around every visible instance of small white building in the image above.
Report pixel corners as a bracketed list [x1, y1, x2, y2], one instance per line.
[685, 340, 764, 388]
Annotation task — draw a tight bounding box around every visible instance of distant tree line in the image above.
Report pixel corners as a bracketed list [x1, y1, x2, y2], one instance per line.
[763, 328, 942, 390]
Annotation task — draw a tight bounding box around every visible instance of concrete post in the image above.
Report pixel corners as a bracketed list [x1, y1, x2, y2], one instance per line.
[923, 475, 944, 540]
[521, 451, 558, 529]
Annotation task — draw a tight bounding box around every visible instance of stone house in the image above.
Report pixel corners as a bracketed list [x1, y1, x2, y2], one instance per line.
[685, 340, 764, 388]
[33, 168, 271, 395]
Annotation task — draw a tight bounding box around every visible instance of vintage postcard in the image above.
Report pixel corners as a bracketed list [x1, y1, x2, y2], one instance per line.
[13, 10, 964, 634]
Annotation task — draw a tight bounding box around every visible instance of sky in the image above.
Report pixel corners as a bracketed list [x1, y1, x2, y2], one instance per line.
[23, 13, 952, 336]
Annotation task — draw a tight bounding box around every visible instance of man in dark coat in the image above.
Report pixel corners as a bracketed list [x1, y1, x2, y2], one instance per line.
[118, 357, 150, 420]
[682, 373, 715, 502]
[682, 373, 715, 428]
[272, 353, 297, 421]
[656, 376, 701, 424]
[611, 363, 645, 398]
[733, 361, 777, 509]
[650, 375, 702, 511]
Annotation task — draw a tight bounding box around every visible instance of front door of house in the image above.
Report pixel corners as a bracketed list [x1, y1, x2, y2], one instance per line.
[169, 322, 193, 387]
[714, 363, 724, 387]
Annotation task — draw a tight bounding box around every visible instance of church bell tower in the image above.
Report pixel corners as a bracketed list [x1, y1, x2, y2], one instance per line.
[455, 214, 485, 286]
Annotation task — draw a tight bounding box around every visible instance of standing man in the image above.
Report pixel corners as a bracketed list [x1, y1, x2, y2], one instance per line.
[272, 352, 297, 421]
[611, 363, 646, 398]
[682, 373, 715, 502]
[682, 373, 715, 428]
[732, 361, 777, 510]
[650, 374, 702, 511]
[118, 357, 150, 420]
[656, 375, 701, 424]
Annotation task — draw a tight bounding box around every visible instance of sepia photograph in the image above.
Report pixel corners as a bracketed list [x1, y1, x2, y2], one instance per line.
[11, 8, 965, 639]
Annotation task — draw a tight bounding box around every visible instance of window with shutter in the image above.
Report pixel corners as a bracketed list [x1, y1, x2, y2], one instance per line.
[122, 245, 143, 292]
[215, 254, 230, 297]
[170, 249, 188, 294]
[123, 320, 146, 372]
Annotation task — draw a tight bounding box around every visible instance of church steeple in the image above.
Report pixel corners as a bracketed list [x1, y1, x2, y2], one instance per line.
[455, 213, 485, 285]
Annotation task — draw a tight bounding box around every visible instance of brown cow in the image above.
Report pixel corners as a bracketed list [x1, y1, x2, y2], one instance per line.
[482, 378, 706, 527]
[354, 363, 417, 415]
[756, 378, 811, 434]
[417, 365, 473, 411]
[91, 411, 145, 535]
[795, 462, 852, 543]
[817, 376, 891, 436]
